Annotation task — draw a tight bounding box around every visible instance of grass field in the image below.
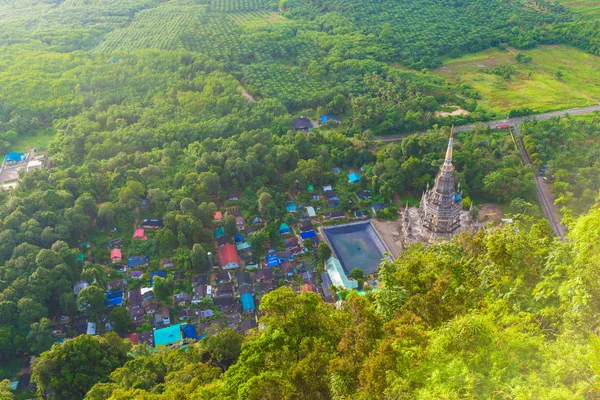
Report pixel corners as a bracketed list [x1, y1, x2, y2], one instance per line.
[435, 45, 600, 114]
[11, 130, 54, 153]
[560, 0, 600, 19]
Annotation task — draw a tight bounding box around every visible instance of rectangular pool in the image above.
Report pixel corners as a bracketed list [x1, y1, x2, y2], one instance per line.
[322, 222, 390, 275]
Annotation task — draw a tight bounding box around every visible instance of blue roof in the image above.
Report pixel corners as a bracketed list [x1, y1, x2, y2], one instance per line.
[241, 293, 256, 311]
[455, 194, 462, 201]
[106, 290, 123, 299]
[150, 270, 167, 286]
[348, 173, 361, 183]
[108, 297, 123, 306]
[301, 230, 317, 240]
[154, 324, 182, 346]
[266, 253, 279, 267]
[128, 255, 150, 268]
[182, 324, 197, 339]
[285, 204, 297, 212]
[235, 233, 243, 243]
[4, 151, 25, 163]
[372, 203, 386, 211]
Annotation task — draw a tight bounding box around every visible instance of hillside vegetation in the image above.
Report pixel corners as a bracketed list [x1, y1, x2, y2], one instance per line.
[25, 205, 600, 400]
[0, 0, 599, 399]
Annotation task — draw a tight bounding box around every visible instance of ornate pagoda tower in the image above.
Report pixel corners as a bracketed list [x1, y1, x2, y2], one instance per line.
[419, 129, 462, 238]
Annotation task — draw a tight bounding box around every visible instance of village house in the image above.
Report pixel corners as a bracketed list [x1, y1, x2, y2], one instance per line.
[236, 216, 246, 231]
[236, 271, 253, 287]
[133, 229, 148, 240]
[173, 293, 191, 306]
[215, 271, 231, 285]
[215, 283, 234, 298]
[241, 293, 256, 314]
[107, 279, 125, 291]
[218, 243, 241, 270]
[110, 248, 122, 263]
[192, 274, 209, 287]
[128, 288, 142, 309]
[255, 268, 274, 283]
[141, 219, 163, 230]
[192, 284, 212, 304]
[142, 298, 159, 315]
[154, 308, 171, 328]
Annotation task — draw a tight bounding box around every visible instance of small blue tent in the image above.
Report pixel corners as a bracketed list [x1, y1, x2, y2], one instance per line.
[285, 204, 297, 213]
[320, 115, 341, 124]
[183, 324, 197, 339]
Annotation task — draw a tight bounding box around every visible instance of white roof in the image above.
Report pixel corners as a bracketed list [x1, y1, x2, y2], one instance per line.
[87, 322, 96, 335]
[306, 206, 316, 217]
[141, 287, 154, 296]
[326, 257, 358, 290]
[322, 185, 333, 192]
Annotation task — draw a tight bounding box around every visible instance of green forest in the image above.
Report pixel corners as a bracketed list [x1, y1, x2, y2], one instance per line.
[0, 0, 599, 398]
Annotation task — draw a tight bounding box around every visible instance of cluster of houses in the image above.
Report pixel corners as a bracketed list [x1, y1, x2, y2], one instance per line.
[60, 175, 386, 348]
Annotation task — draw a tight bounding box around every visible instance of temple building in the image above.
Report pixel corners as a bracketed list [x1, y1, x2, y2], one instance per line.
[400, 130, 474, 247]
[419, 130, 463, 239]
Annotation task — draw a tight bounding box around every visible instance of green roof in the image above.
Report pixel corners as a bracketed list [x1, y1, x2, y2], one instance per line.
[307, 185, 314, 191]
[326, 257, 358, 290]
[154, 324, 182, 346]
[213, 227, 225, 238]
[76, 253, 85, 262]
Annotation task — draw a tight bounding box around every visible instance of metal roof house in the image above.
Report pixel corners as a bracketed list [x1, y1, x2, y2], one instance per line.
[241, 293, 256, 314]
[154, 324, 182, 347]
[218, 244, 241, 270]
[348, 173, 361, 183]
[326, 257, 358, 290]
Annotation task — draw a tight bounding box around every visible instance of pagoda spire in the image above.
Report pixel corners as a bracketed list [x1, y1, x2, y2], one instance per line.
[443, 127, 454, 170]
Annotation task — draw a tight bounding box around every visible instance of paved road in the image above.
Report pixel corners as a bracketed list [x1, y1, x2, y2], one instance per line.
[512, 124, 567, 241]
[378, 104, 600, 142]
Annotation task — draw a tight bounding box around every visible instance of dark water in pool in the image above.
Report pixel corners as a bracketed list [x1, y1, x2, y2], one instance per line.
[323, 222, 386, 275]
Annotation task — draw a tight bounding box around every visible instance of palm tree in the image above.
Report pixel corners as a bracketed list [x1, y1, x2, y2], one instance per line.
[171, 247, 192, 271]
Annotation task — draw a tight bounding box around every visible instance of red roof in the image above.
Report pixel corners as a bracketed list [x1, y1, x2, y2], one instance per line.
[218, 244, 240, 267]
[127, 333, 139, 345]
[214, 211, 223, 221]
[301, 284, 315, 294]
[111, 248, 122, 260]
[133, 229, 147, 240]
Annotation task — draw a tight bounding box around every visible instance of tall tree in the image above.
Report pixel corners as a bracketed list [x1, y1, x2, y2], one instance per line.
[32, 333, 131, 400]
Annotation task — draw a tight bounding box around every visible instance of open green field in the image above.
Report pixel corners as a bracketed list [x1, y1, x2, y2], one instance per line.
[11, 130, 54, 153]
[435, 45, 600, 114]
[560, 0, 600, 19]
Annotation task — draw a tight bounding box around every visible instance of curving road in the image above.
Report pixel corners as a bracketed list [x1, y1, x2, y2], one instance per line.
[378, 104, 600, 142]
